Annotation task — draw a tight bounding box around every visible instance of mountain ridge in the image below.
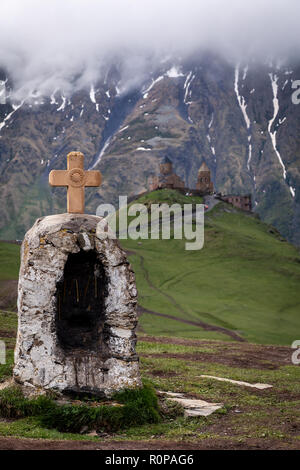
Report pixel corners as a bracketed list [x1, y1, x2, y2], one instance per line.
[0, 55, 299, 244]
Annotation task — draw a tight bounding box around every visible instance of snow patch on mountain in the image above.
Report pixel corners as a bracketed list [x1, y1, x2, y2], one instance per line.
[268, 74, 286, 178]
[268, 73, 295, 198]
[183, 71, 195, 105]
[90, 84, 96, 103]
[234, 65, 250, 129]
[143, 75, 164, 99]
[57, 93, 66, 111]
[0, 101, 23, 134]
[234, 65, 252, 171]
[90, 136, 112, 169]
[50, 89, 59, 105]
[90, 84, 100, 111]
[0, 80, 6, 104]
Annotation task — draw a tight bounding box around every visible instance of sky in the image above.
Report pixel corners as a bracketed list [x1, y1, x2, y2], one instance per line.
[0, 0, 299, 99]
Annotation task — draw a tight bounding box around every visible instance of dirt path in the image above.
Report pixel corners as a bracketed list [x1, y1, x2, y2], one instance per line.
[126, 250, 245, 342]
[0, 436, 298, 450]
[203, 195, 221, 212]
[138, 335, 293, 370]
[138, 306, 245, 343]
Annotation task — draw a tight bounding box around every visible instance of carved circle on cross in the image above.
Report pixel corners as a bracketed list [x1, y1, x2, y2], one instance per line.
[68, 168, 87, 187]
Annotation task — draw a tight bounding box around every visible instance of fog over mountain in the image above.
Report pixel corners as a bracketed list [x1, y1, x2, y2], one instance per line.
[1, 0, 300, 99]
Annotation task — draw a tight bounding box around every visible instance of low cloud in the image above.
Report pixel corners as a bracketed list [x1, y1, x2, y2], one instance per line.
[0, 0, 299, 99]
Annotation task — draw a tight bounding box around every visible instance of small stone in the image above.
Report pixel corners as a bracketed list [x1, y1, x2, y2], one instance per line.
[77, 232, 92, 251]
[158, 391, 223, 417]
[87, 431, 98, 437]
[198, 375, 273, 389]
[80, 426, 89, 434]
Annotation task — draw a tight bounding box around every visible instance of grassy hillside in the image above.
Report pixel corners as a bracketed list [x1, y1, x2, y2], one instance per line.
[121, 190, 300, 345]
[0, 242, 20, 281]
[0, 188, 299, 345]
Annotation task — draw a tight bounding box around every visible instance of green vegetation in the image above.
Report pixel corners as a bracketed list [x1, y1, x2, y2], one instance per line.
[1, 189, 300, 344]
[0, 383, 160, 434]
[133, 189, 203, 206]
[0, 181, 57, 240]
[0, 312, 15, 381]
[0, 243, 20, 281]
[120, 189, 300, 345]
[0, 334, 299, 447]
[134, 338, 300, 443]
[0, 242, 20, 311]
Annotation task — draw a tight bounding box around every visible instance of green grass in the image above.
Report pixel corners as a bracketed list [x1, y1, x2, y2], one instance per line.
[134, 189, 204, 206]
[0, 180, 57, 240]
[0, 327, 299, 446]
[0, 310, 17, 332]
[1, 189, 300, 345]
[138, 313, 230, 341]
[0, 417, 101, 441]
[135, 339, 300, 442]
[0, 243, 20, 281]
[0, 383, 160, 434]
[120, 189, 300, 345]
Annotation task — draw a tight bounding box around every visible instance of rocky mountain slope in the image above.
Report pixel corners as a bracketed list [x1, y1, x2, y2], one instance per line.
[0, 55, 299, 244]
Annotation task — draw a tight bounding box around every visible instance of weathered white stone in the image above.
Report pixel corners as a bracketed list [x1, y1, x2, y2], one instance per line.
[159, 391, 223, 417]
[198, 375, 273, 389]
[110, 327, 133, 339]
[14, 213, 141, 397]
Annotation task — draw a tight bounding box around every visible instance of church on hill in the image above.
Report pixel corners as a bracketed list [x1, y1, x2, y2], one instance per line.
[149, 156, 185, 191]
[149, 156, 214, 195]
[148, 156, 252, 212]
[196, 161, 214, 194]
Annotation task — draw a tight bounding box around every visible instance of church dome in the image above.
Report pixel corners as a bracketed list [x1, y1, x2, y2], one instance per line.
[160, 156, 172, 165]
[198, 161, 210, 173]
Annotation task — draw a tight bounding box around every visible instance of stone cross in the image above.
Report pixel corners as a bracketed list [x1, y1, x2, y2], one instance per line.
[49, 151, 102, 213]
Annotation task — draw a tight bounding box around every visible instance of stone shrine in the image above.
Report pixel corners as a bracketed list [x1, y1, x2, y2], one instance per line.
[13, 152, 141, 397]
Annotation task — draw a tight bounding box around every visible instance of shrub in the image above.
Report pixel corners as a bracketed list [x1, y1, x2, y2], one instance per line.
[0, 383, 161, 433]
